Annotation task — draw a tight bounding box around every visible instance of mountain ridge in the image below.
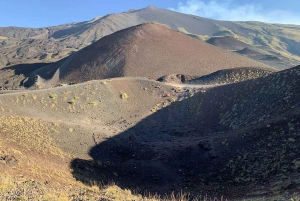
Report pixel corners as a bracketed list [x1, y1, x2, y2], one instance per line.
[1, 6, 300, 69]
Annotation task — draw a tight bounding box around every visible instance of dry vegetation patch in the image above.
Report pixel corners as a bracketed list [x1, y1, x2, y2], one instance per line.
[0, 116, 67, 158]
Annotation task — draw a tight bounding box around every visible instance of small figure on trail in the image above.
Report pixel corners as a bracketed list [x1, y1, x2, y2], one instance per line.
[129, 134, 137, 141]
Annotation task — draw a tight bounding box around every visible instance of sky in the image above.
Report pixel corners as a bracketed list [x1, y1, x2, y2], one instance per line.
[1, 0, 300, 28]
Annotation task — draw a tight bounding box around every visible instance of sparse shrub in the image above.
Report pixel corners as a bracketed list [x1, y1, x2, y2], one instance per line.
[101, 81, 107, 85]
[162, 100, 169, 108]
[62, 91, 71, 95]
[120, 93, 128, 99]
[291, 195, 300, 201]
[49, 93, 58, 99]
[68, 100, 76, 105]
[31, 94, 37, 100]
[89, 101, 98, 106]
[169, 98, 176, 102]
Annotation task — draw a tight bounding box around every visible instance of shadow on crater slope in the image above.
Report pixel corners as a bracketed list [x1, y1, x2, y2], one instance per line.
[0, 63, 50, 88]
[70, 66, 300, 198]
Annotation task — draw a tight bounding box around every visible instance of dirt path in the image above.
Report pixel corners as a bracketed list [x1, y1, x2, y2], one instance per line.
[164, 82, 225, 89]
[0, 77, 224, 97]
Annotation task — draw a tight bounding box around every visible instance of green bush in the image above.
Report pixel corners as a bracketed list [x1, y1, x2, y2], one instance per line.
[49, 93, 58, 99]
[120, 93, 128, 99]
[88, 101, 98, 106]
[68, 100, 76, 105]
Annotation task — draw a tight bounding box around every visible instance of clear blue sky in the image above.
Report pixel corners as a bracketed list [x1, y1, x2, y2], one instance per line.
[1, 0, 300, 28]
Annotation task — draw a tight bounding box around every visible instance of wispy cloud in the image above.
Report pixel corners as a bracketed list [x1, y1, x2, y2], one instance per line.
[169, 0, 300, 25]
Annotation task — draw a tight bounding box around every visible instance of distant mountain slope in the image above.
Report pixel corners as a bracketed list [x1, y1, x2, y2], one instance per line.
[206, 36, 250, 51]
[236, 47, 260, 55]
[0, 6, 300, 69]
[25, 23, 273, 88]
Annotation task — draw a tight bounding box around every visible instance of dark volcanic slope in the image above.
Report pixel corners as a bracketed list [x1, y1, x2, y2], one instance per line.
[32, 23, 272, 87]
[187, 67, 273, 85]
[206, 36, 250, 51]
[236, 47, 260, 55]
